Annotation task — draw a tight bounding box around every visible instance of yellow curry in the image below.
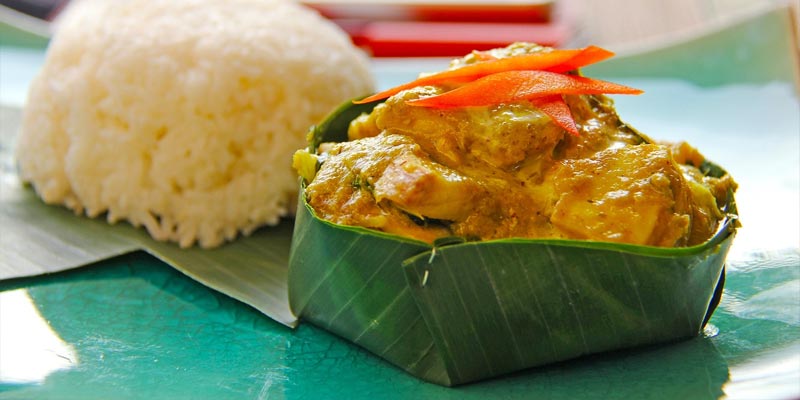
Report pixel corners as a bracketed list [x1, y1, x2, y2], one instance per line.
[297, 43, 736, 247]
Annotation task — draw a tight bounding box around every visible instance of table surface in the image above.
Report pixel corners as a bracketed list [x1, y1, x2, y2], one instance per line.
[1, 2, 799, 399]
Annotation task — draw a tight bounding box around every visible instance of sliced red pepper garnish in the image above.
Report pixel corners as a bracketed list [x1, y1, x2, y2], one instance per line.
[546, 45, 618, 73]
[529, 95, 579, 136]
[405, 70, 641, 135]
[406, 70, 643, 108]
[354, 45, 614, 104]
[352, 45, 640, 136]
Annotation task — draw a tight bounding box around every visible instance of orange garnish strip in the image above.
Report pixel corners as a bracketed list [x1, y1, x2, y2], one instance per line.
[354, 45, 614, 104]
[354, 45, 642, 135]
[529, 95, 580, 136]
[406, 70, 643, 136]
[406, 70, 643, 108]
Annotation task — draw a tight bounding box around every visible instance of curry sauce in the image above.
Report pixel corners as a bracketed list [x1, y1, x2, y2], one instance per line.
[300, 44, 736, 247]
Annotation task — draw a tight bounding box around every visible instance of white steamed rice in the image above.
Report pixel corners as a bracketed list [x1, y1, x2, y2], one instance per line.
[15, 0, 374, 247]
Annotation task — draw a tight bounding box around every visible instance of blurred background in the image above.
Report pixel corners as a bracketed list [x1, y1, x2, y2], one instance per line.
[1, 0, 797, 56]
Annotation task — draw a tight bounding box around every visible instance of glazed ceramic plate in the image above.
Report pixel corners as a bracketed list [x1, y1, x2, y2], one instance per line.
[1, 4, 798, 399]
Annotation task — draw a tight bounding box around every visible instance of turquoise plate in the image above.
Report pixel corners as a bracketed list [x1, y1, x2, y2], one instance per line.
[0, 249, 796, 399]
[1, 5, 798, 399]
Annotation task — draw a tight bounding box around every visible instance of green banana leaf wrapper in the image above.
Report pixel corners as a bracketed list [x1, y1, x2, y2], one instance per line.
[288, 100, 738, 386]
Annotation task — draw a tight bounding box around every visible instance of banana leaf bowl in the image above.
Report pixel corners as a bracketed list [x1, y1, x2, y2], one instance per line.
[287, 100, 738, 386]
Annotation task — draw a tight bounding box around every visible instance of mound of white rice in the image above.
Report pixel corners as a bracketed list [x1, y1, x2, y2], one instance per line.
[15, 0, 374, 248]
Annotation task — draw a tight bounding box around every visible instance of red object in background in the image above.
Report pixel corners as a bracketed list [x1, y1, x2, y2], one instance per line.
[302, 1, 569, 57]
[412, 4, 551, 23]
[305, 1, 553, 23]
[338, 20, 570, 57]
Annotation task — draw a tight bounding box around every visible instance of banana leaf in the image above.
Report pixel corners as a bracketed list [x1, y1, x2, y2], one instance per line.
[0, 105, 297, 327]
[288, 99, 738, 386]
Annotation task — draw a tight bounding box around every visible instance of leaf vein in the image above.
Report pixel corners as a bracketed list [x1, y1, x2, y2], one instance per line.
[293, 235, 363, 313]
[327, 243, 404, 328]
[477, 248, 524, 365]
[546, 245, 590, 353]
[515, 246, 560, 360]
[443, 253, 495, 375]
